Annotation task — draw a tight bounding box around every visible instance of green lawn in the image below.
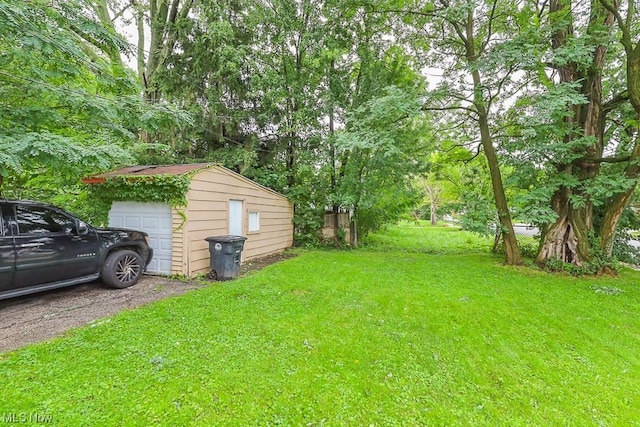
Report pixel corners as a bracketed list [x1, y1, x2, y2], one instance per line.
[2, 223, 640, 425]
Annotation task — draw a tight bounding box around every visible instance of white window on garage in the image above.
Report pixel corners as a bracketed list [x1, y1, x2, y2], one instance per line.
[108, 201, 173, 275]
[248, 211, 260, 232]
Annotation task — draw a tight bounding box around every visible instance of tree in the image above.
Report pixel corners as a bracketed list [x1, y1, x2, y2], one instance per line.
[100, 0, 197, 102]
[396, 0, 526, 264]
[0, 0, 137, 191]
[429, 146, 503, 242]
[596, 0, 640, 255]
[500, 0, 640, 270]
[0, 0, 190, 222]
[337, 86, 431, 245]
[420, 174, 442, 225]
[527, 0, 617, 266]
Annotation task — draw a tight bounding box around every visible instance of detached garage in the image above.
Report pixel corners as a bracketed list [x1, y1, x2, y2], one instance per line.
[83, 163, 293, 277]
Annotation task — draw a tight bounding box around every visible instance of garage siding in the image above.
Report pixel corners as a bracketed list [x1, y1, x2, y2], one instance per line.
[185, 167, 293, 276]
[171, 209, 187, 275]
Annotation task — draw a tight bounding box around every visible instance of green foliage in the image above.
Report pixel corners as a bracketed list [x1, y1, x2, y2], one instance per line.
[515, 188, 559, 226]
[0, 0, 140, 180]
[336, 86, 431, 237]
[517, 237, 540, 260]
[0, 133, 132, 179]
[459, 192, 497, 236]
[356, 183, 423, 236]
[86, 175, 192, 225]
[139, 0, 434, 245]
[292, 207, 325, 247]
[611, 231, 640, 265]
[285, 163, 330, 246]
[439, 158, 501, 237]
[0, 0, 193, 220]
[92, 175, 192, 206]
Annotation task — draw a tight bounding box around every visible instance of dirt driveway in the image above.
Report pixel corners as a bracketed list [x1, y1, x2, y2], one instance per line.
[0, 275, 205, 354]
[0, 253, 294, 354]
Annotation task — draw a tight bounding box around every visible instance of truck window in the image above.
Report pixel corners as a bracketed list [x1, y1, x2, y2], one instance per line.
[16, 206, 74, 235]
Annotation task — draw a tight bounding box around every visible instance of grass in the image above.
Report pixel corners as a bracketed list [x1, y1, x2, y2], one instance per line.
[2, 223, 640, 425]
[361, 221, 494, 254]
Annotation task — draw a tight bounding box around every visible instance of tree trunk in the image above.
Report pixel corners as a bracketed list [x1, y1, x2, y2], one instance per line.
[143, 0, 195, 102]
[134, 0, 146, 87]
[424, 181, 441, 226]
[430, 203, 437, 226]
[536, 0, 616, 266]
[351, 206, 358, 247]
[462, 8, 521, 265]
[537, 188, 591, 265]
[492, 231, 501, 253]
[89, 0, 127, 68]
[286, 137, 295, 188]
[599, 134, 640, 254]
[477, 106, 522, 265]
[600, 185, 636, 255]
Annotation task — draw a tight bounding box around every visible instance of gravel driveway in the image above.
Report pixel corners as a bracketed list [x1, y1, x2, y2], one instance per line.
[0, 252, 293, 354]
[0, 275, 205, 354]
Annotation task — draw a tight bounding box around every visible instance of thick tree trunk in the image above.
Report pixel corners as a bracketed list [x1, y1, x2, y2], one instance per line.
[600, 134, 640, 254]
[537, 188, 591, 265]
[536, 0, 616, 267]
[537, 218, 586, 265]
[598, 12, 640, 254]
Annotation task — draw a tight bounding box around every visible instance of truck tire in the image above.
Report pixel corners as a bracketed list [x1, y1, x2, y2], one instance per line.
[101, 250, 143, 289]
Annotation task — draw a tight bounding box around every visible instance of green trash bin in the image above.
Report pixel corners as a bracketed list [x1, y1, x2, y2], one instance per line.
[205, 235, 247, 280]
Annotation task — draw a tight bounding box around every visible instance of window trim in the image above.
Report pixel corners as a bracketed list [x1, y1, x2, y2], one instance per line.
[248, 211, 260, 233]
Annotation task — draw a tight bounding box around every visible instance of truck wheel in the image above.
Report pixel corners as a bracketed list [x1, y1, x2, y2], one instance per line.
[102, 250, 143, 289]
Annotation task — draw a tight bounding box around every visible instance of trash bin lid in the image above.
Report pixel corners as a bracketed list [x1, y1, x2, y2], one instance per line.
[205, 235, 248, 243]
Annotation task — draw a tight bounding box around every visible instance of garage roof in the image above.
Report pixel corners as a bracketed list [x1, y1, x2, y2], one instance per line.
[82, 163, 214, 184]
[82, 163, 288, 200]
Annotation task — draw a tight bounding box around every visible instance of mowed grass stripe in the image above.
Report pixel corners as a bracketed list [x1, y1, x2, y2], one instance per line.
[1, 225, 639, 425]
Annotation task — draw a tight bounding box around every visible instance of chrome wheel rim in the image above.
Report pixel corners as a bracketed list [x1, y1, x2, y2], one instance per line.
[115, 254, 141, 284]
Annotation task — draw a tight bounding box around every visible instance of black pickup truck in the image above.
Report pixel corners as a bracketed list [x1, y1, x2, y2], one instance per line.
[0, 200, 153, 300]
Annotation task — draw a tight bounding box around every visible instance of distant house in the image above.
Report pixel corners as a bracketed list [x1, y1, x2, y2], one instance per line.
[83, 163, 293, 276]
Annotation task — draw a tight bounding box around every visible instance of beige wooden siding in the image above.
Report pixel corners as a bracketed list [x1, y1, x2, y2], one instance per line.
[184, 166, 293, 276]
[171, 208, 188, 275]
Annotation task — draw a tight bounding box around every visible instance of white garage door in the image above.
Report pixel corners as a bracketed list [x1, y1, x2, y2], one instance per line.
[108, 202, 173, 275]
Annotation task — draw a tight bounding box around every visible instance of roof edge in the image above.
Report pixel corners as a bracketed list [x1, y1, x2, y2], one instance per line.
[82, 163, 216, 184]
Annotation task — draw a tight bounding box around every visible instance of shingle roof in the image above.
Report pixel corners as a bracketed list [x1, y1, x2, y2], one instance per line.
[82, 163, 214, 183]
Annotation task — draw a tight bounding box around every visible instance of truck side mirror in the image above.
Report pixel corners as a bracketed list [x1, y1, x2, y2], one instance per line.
[77, 221, 89, 236]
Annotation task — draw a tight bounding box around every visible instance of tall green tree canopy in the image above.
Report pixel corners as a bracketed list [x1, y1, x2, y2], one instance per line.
[0, 0, 190, 215]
